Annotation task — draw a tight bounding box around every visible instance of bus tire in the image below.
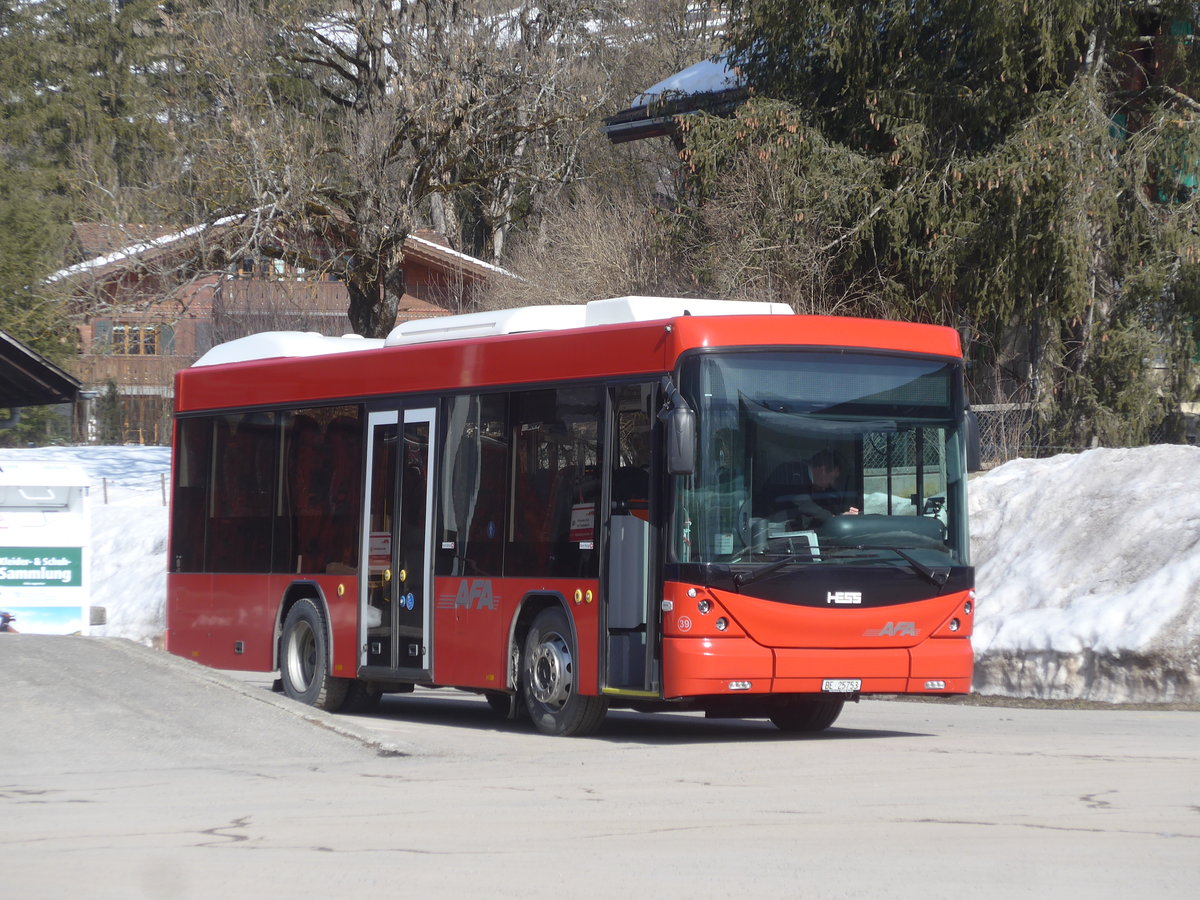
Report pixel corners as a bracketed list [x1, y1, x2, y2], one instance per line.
[280, 598, 348, 712]
[522, 607, 607, 737]
[769, 698, 844, 733]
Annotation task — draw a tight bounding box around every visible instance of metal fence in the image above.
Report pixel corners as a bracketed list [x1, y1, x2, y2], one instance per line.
[972, 403, 1199, 469]
[973, 403, 1038, 469]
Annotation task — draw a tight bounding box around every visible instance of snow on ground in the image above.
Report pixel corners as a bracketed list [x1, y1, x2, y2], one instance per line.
[0, 445, 170, 646]
[1, 443, 1197, 701]
[970, 446, 1200, 656]
[968, 445, 1200, 702]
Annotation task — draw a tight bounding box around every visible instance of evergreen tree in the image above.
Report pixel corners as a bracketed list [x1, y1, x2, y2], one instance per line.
[0, 0, 173, 353]
[679, 0, 1200, 447]
[96, 380, 124, 445]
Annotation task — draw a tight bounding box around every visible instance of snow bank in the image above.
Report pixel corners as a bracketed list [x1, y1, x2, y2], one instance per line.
[0, 446, 169, 647]
[3, 443, 1198, 702]
[970, 446, 1200, 701]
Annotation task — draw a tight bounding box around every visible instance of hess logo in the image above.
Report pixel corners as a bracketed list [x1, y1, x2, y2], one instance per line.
[826, 591, 862, 605]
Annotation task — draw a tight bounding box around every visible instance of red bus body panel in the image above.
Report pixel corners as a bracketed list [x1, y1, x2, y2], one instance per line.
[168, 310, 971, 705]
[166, 572, 360, 675]
[173, 315, 962, 414]
[431, 577, 602, 695]
[659, 582, 973, 697]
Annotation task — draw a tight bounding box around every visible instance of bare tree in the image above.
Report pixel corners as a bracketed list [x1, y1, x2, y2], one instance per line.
[485, 183, 694, 307]
[482, 1, 734, 302]
[166, 0, 626, 337]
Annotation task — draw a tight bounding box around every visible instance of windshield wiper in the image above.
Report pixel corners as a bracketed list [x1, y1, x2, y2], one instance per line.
[731, 547, 950, 591]
[855, 546, 951, 587]
[731, 548, 872, 590]
[733, 552, 816, 589]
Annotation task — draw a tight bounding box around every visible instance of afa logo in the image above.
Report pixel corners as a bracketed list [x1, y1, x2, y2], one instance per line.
[443, 579, 498, 611]
[863, 621, 918, 637]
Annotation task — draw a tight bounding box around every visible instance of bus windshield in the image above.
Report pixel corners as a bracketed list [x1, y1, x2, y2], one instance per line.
[675, 350, 970, 571]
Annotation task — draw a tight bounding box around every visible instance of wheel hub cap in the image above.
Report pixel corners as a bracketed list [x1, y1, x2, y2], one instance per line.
[286, 621, 316, 690]
[529, 632, 573, 709]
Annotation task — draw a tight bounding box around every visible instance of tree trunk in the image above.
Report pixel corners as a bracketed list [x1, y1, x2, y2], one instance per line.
[429, 193, 462, 251]
[345, 259, 406, 339]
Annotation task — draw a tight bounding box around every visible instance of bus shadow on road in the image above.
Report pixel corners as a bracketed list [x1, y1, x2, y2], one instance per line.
[588, 709, 932, 745]
[355, 692, 933, 745]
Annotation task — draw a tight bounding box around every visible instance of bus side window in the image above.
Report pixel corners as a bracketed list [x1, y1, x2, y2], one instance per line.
[208, 411, 277, 573]
[612, 388, 651, 516]
[279, 406, 363, 575]
[324, 411, 363, 573]
[438, 394, 507, 577]
[286, 413, 327, 573]
[171, 416, 213, 572]
[509, 391, 556, 575]
[509, 386, 601, 579]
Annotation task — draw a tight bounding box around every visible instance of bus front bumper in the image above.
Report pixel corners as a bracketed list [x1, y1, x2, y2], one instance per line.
[661, 635, 973, 698]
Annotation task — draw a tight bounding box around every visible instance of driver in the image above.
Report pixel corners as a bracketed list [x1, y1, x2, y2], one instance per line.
[756, 449, 859, 527]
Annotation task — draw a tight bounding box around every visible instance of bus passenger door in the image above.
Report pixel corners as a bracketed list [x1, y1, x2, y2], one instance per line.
[602, 383, 659, 696]
[361, 407, 436, 677]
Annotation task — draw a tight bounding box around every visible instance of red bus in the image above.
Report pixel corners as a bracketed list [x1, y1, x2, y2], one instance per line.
[167, 297, 977, 736]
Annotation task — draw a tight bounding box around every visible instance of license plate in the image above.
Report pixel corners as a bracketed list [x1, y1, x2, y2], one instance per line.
[822, 679, 861, 693]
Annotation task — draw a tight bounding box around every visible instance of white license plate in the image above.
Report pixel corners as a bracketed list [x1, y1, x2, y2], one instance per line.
[822, 679, 861, 693]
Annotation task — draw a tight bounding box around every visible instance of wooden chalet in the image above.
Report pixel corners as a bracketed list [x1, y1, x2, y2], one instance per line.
[60, 223, 511, 444]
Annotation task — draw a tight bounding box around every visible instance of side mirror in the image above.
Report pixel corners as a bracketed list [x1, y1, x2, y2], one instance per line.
[964, 410, 983, 473]
[665, 406, 696, 475]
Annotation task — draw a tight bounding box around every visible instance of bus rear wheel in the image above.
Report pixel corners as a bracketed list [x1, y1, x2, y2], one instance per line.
[522, 607, 607, 737]
[280, 598, 348, 712]
[769, 698, 844, 733]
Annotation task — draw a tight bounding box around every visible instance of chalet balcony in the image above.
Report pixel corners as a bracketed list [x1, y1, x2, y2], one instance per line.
[68, 354, 195, 393]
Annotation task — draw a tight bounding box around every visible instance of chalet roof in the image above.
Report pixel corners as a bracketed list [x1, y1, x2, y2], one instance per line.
[404, 232, 515, 281]
[48, 212, 253, 285]
[396, 294, 452, 318]
[0, 330, 80, 407]
[70, 223, 178, 260]
[48, 218, 515, 286]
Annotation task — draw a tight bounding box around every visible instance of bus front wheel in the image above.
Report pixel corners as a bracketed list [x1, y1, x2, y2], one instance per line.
[280, 598, 348, 712]
[769, 697, 844, 733]
[522, 607, 607, 737]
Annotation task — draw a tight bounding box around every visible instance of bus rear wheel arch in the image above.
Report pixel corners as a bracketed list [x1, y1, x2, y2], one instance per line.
[279, 597, 349, 712]
[521, 606, 607, 737]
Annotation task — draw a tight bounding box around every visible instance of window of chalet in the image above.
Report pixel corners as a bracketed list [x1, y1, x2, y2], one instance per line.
[236, 255, 339, 282]
[93, 321, 174, 356]
[237, 257, 270, 278]
[113, 323, 156, 355]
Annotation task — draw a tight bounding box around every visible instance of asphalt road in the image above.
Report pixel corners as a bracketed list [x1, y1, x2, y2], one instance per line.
[2, 635, 1197, 898]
